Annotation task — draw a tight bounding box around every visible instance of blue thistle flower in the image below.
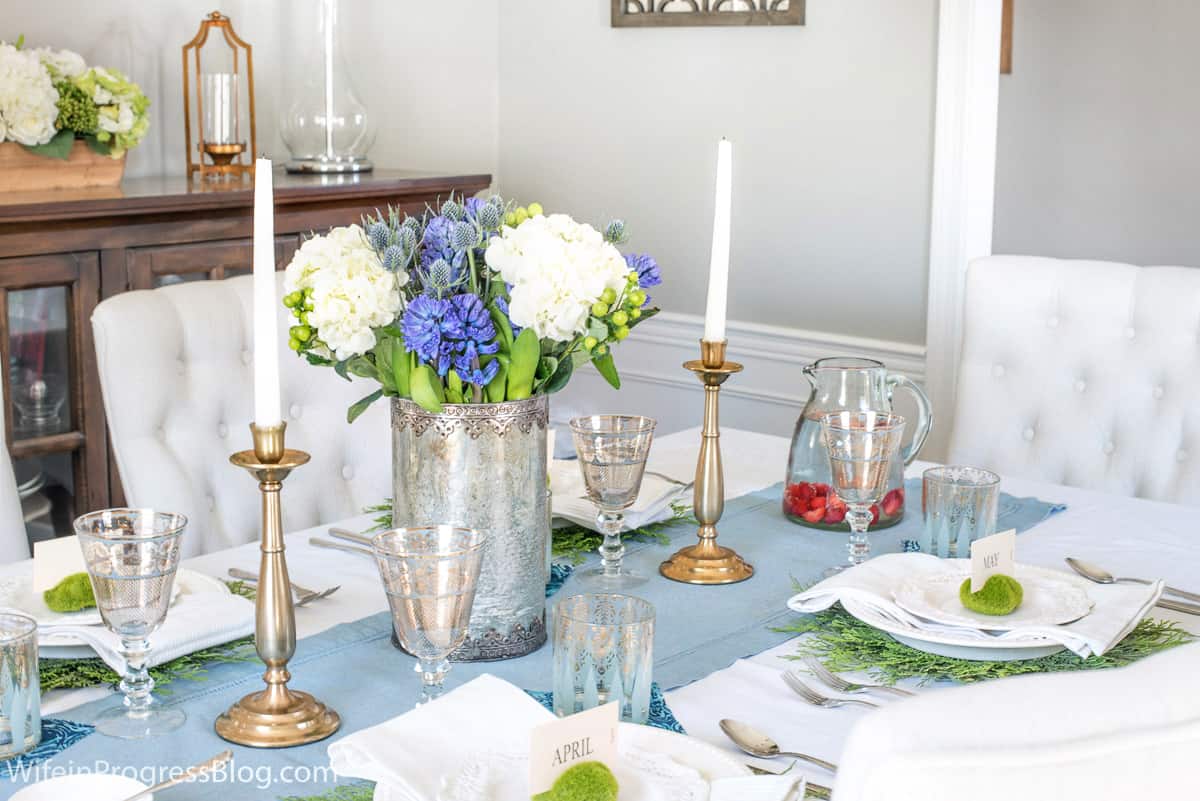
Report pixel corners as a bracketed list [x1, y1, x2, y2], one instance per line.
[401, 216, 421, 234]
[367, 222, 391, 253]
[604, 219, 627, 244]
[440, 199, 465, 221]
[382, 245, 407, 272]
[451, 221, 478, 250]
[420, 216, 467, 271]
[398, 227, 417, 253]
[422, 258, 458, 296]
[476, 202, 501, 230]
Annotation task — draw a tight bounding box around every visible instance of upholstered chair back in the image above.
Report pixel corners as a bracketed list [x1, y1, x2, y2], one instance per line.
[949, 255, 1200, 504]
[0, 378, 29, 563]
[92, 274, 390, 558]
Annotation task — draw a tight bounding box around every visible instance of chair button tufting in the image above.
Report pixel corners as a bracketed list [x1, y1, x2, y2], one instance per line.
[1022, 427, 1035, 442]
[207, 495, 216, 511]
[290, 404, 302, 420]
[241, 350, 252, 365]
[1074, 379, 1087, 393]
[1103, 440, 1115, 456]
[992, 364, 1006, 378]
[1153, 385, 1164, 400]
[1125, 327, 1136, 340]
[217, 423, 229, 438]
[1047, 316, 1059, 329]
[341, 465, 355, 480]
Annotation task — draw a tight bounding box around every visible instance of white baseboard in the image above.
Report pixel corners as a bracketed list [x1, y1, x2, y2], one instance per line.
[552, 312, 927, 439]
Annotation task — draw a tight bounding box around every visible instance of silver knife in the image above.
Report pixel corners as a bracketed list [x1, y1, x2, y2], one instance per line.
[309, 537, 373, 558]
[328, 526, 374, 547]
[1155, 597, 1200, 616]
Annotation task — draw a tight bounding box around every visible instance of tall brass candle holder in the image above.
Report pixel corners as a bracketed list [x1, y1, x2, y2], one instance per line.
[215, 422, 341, 748]
[660, 340, 754, 584]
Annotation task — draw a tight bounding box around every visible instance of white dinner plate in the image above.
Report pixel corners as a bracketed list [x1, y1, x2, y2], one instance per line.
[893, 562, 1094, 631]
[0, 567, 188, 628]
[11, 774, 150, 801]
[841, 598, 1067, 661]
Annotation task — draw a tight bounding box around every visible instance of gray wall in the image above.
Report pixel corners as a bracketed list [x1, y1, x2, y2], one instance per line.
[5, 0, 498, 178]
[496, 0, 938, 345]
[994, 1, 1200, 265]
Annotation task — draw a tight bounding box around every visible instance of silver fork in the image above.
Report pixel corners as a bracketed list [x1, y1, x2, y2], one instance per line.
[782, 671, 879, 710]
[227, 568, 340, 606]
[803, 657, 915, 698]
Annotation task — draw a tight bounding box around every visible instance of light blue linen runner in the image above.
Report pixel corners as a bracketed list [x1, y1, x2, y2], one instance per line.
[10, 483, 1060, 799]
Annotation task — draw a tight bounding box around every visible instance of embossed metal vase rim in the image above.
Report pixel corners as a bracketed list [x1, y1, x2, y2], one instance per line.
[391, 395, 548, 416]
[391, 395, 549, 439]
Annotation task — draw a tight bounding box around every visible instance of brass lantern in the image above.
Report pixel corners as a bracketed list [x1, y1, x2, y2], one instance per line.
[182, 11, 257, 179]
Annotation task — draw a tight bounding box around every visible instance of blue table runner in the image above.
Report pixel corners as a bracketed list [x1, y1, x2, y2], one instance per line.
[13, 482, 1061, 799]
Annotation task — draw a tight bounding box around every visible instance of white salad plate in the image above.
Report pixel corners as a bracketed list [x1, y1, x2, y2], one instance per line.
[893, 563, 1094, 631]
[0, 567, 190, 628]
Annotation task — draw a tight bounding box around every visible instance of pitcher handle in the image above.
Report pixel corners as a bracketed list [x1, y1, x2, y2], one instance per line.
[885, 373, 933, 465]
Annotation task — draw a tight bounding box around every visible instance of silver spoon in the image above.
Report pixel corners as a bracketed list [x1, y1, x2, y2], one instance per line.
[719, 718, 838, 774]
[1065, 557, 1200, 603]
[122, 750, 233, 801]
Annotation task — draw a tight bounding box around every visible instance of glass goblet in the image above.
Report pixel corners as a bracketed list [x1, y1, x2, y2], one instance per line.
[371, 525, 486, 705]
[568, 415, 657, 589]
[819, 411, 906, 576]
[73, 508, 187, 738]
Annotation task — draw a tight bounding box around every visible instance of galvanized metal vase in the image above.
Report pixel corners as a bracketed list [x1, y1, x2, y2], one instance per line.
[391, 396, 549, 661]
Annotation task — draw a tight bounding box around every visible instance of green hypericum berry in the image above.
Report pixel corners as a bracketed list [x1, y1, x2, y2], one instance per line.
[611, 310, 628, 326]
[288, 337, 302, 351]
[591, 302, 609, 317]
[613, 325, 630, 341]
[54, 81, 98, 134]
[601, 288, 617, 304]
[514, 207, 530, 224]
[505, 211, 518, 226]
[527, 202, 544, 216]
[629, 289, 646, 306]
[629, 308, 642, 319]
[583, 336, 598, 351]
[594, 344, 608, 356]
[282, 291, 300, 308]
[290, 325, 312, 342]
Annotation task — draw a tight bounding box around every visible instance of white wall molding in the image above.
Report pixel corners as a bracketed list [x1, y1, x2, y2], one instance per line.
[554, 311, 927, 439]
[923, 0, 1004, 460]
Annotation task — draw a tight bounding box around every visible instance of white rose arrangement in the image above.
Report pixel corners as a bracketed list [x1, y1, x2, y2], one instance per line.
[0, 37, 150, 159]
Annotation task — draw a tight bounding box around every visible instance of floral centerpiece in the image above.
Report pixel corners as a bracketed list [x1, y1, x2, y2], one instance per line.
[283, 194, 662, 661]
[0, 37, 150, 158]
[282, 194, 661, 420]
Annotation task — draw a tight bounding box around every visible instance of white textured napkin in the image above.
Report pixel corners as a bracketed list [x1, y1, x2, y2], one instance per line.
[37, 571, 254, 672]
[787, 553, 1162, 658]
[551, 459, 687, 532]
[331, 674, 802, 801]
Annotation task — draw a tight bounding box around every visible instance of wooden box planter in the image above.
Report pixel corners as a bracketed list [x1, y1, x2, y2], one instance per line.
[0, 140, 126, 193]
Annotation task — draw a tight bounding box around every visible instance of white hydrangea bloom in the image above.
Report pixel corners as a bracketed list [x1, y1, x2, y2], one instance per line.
[283, 224, 406, 361]
[0, 43, 59, 146]
[34, 47, 86, 79]
[484, 214, 628, 343]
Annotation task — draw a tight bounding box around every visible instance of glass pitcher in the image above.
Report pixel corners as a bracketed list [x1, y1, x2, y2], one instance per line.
[784, 357, 932, 531]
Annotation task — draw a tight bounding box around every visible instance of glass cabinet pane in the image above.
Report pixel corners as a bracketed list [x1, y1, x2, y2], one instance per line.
[154, 271, 210, 289]
[8, 287, 71, 440]
[15, 453, 74, 547]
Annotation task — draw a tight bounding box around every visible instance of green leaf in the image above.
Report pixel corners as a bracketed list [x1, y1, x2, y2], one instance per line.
[485, 361, 508, 402]
[22, 130, 74, 160]
[380, 325, 404, 339]
[347, 389, 384, 423]
[488, 302, 514, 350]
[15, 34, 24, 50]
[333, 359, 352, 382]
[506, 328, 539, 400]
[535, 355, 558, 385]
[586, 319, 608, 342]
[593, 352, 621, 390]
[542, 355, 574, 395]
[346, 356, 376, 380]
[82, 134, 113, 156]
[410, 364, 444, 413]
[446, 370, 464, 403]
[392, 341, 412, 397]
[373, 340, 396, 394]
[304, 352, 334, 367]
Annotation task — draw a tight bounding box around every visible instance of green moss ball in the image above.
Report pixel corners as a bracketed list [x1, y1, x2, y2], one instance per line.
[532, 761, 619, 801]
[43, 572, 96, 613]
[959, 574, 1023, 616]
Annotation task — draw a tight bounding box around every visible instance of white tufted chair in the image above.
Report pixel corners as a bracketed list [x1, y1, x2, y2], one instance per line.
[948, 255, 1200, 504]
[0, 377, 29, 563]
[92, 274, 391, 557]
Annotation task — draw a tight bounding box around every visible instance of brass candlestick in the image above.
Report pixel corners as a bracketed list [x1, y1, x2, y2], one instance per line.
[215, 422, 341, 748]
[660, 340, 754, 584]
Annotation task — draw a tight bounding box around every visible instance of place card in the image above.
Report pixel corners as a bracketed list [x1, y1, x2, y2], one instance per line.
[970, 528, 1016, 592]
[33, 535, 87, 592]
[529, 702, 619, 796]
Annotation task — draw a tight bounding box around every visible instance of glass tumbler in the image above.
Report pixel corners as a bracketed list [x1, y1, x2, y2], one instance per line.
[921, 466, 1001, 557]
[0, 613, 40, 759]
[552, 593, 654, 724]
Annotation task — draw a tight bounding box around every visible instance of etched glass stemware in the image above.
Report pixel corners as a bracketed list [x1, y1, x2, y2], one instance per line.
[371, 525, 486, 705]
[568, 415, 657, 589]
[74, 509, 187, 738]
[819, 411, 906, 575]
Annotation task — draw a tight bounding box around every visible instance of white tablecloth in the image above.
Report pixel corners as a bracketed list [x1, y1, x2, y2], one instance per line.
[18, 428, 1200, 783]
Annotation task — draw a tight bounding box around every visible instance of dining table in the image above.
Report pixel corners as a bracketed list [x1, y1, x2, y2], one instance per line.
[7, 426, 1200, 799]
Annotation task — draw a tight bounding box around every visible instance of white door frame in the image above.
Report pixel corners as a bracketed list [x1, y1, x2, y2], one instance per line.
[923, 0, 1004, 460]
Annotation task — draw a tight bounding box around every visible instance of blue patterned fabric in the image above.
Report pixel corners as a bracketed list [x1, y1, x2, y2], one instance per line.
[0, 719, 94, 778]
[526, 682, 685, 734]
[546, 564, 574, 598]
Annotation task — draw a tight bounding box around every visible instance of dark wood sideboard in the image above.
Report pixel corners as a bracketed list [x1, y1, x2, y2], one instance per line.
[0, 169, 491, 545]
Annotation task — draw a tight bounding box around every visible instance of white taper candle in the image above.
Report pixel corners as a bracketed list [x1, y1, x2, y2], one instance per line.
[253, 158, 282, 427]
[703, 138, 732, 343]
